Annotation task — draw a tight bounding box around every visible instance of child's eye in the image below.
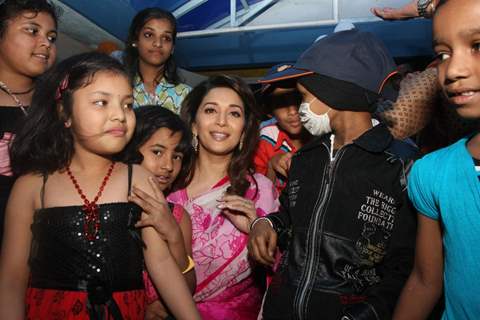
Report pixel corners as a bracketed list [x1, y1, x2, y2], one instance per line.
[473, 43, 480, 52]
[47, 34, 57, 43]
[94, 100, 107, 107]
[152, 149, 163, 156]
[123, 102, 134, 109]
[173, 154, 183, 161]
[143, 32, 152, 38]
[25, 27, 38, 35]
[435, 52, 451, 61]
[162, 35, 172, 42]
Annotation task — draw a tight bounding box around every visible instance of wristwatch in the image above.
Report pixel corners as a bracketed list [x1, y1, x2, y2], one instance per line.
[417, 0, 434, 18]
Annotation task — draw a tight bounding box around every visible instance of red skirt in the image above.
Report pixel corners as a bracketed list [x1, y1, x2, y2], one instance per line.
[26, 288, 145, 319]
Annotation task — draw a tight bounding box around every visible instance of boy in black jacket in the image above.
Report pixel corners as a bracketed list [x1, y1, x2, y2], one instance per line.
[248, 28, 417, 320]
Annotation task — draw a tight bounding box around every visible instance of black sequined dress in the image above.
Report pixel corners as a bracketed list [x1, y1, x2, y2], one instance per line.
[26, 165, 146, 319]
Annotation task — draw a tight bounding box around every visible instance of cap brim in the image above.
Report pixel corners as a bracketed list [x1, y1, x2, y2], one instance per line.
[258, 67, 314, 84]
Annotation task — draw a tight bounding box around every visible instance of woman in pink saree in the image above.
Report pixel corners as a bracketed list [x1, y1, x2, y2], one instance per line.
[169, 75, 279, 319]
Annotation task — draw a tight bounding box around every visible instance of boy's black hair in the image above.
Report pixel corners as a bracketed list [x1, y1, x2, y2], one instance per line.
[260, 88, 301, 117]
[124, 8, 181, 85]
[10, 52, 130, 176]
[118, 106, 194, 191]
[0, 0, 59, 38]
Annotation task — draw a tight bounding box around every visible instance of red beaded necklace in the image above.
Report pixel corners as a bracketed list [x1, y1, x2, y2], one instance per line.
[66, 162, 115, 241]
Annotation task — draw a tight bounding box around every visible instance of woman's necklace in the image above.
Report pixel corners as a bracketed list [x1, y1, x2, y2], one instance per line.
[66, 162, 116, 241]
[0, 80, 28, 116]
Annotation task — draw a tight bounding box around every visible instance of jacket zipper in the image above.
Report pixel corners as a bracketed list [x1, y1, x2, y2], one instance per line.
[293, 141, 347, 320]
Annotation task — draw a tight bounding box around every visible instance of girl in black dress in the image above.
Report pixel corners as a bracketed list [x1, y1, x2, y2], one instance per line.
[0, 52, 200, 320]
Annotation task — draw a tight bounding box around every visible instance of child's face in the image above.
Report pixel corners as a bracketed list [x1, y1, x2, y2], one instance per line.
[68, 71, 135, 156]
[0, 11, 57, 78]
[193, 87, 245, 156]
[268, 88, 303, 136]
[136, 18, 174, 68]
[434, 0, 480, 119]
[139, 127, 183, 191]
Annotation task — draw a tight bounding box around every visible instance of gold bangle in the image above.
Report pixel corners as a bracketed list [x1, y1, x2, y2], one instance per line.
[182, 255, 195, 274]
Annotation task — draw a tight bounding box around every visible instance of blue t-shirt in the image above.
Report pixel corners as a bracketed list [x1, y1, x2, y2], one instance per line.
[408, 137, 480, 319]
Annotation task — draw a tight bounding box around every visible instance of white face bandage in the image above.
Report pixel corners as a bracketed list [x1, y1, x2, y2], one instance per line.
[299, 98, 332, 136]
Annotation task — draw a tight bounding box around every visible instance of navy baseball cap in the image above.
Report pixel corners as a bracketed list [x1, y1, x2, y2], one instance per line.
[259, 63, 296, 95]
[259, 28, 398, 102]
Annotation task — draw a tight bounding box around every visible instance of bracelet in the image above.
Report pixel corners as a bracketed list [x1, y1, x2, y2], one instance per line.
[182, 255, 195, 274]
[417, 0, 434, 18]
[249, 217, 274, 232]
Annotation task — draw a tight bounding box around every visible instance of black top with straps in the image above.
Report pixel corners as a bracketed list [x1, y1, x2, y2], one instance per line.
[29, 164, 144, 319]
[0, 106, 28, 248]
[0, 106, 25, 138]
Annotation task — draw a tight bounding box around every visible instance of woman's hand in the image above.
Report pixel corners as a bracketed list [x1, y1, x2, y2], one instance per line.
[129, 177, 183, 244]
[248, 219, 277, 267]
[217, 194, 257, 233]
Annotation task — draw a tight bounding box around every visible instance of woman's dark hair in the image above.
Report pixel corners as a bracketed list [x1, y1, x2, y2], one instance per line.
[124, 8, 180, 85]
[118, 105, 194, 192]
[181, 75, 260, 197]
[0, 0, 58, 38]
[10, 52, 130, 176]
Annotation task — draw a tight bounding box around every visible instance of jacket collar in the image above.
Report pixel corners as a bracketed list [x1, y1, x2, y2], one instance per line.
[274, 129, 296, 152]
[300, 123, 393, 153]
[352, 123, 393, 153]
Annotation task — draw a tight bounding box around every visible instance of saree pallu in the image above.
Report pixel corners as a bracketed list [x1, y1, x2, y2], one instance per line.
[168, 174, 279, 320]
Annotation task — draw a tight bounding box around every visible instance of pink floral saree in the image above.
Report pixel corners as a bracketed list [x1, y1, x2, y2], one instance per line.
[168, 173, 279, 320]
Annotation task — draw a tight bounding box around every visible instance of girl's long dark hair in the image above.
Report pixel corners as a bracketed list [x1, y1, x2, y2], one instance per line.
[124, 8, 180, 85]
[0, 0, 58, 38]
[118, 105, 194, 192]
[10, 52, 130, 176]
[181, 75, 260, 197]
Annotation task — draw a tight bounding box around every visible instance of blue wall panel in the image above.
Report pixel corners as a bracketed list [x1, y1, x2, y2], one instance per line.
[175, 19, 433, 70]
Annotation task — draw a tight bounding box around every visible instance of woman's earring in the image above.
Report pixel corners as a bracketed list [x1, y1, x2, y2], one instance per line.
[132, 43, 137, 47]
[192, 134, 198, 152]
[239, 139, 244, 151]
